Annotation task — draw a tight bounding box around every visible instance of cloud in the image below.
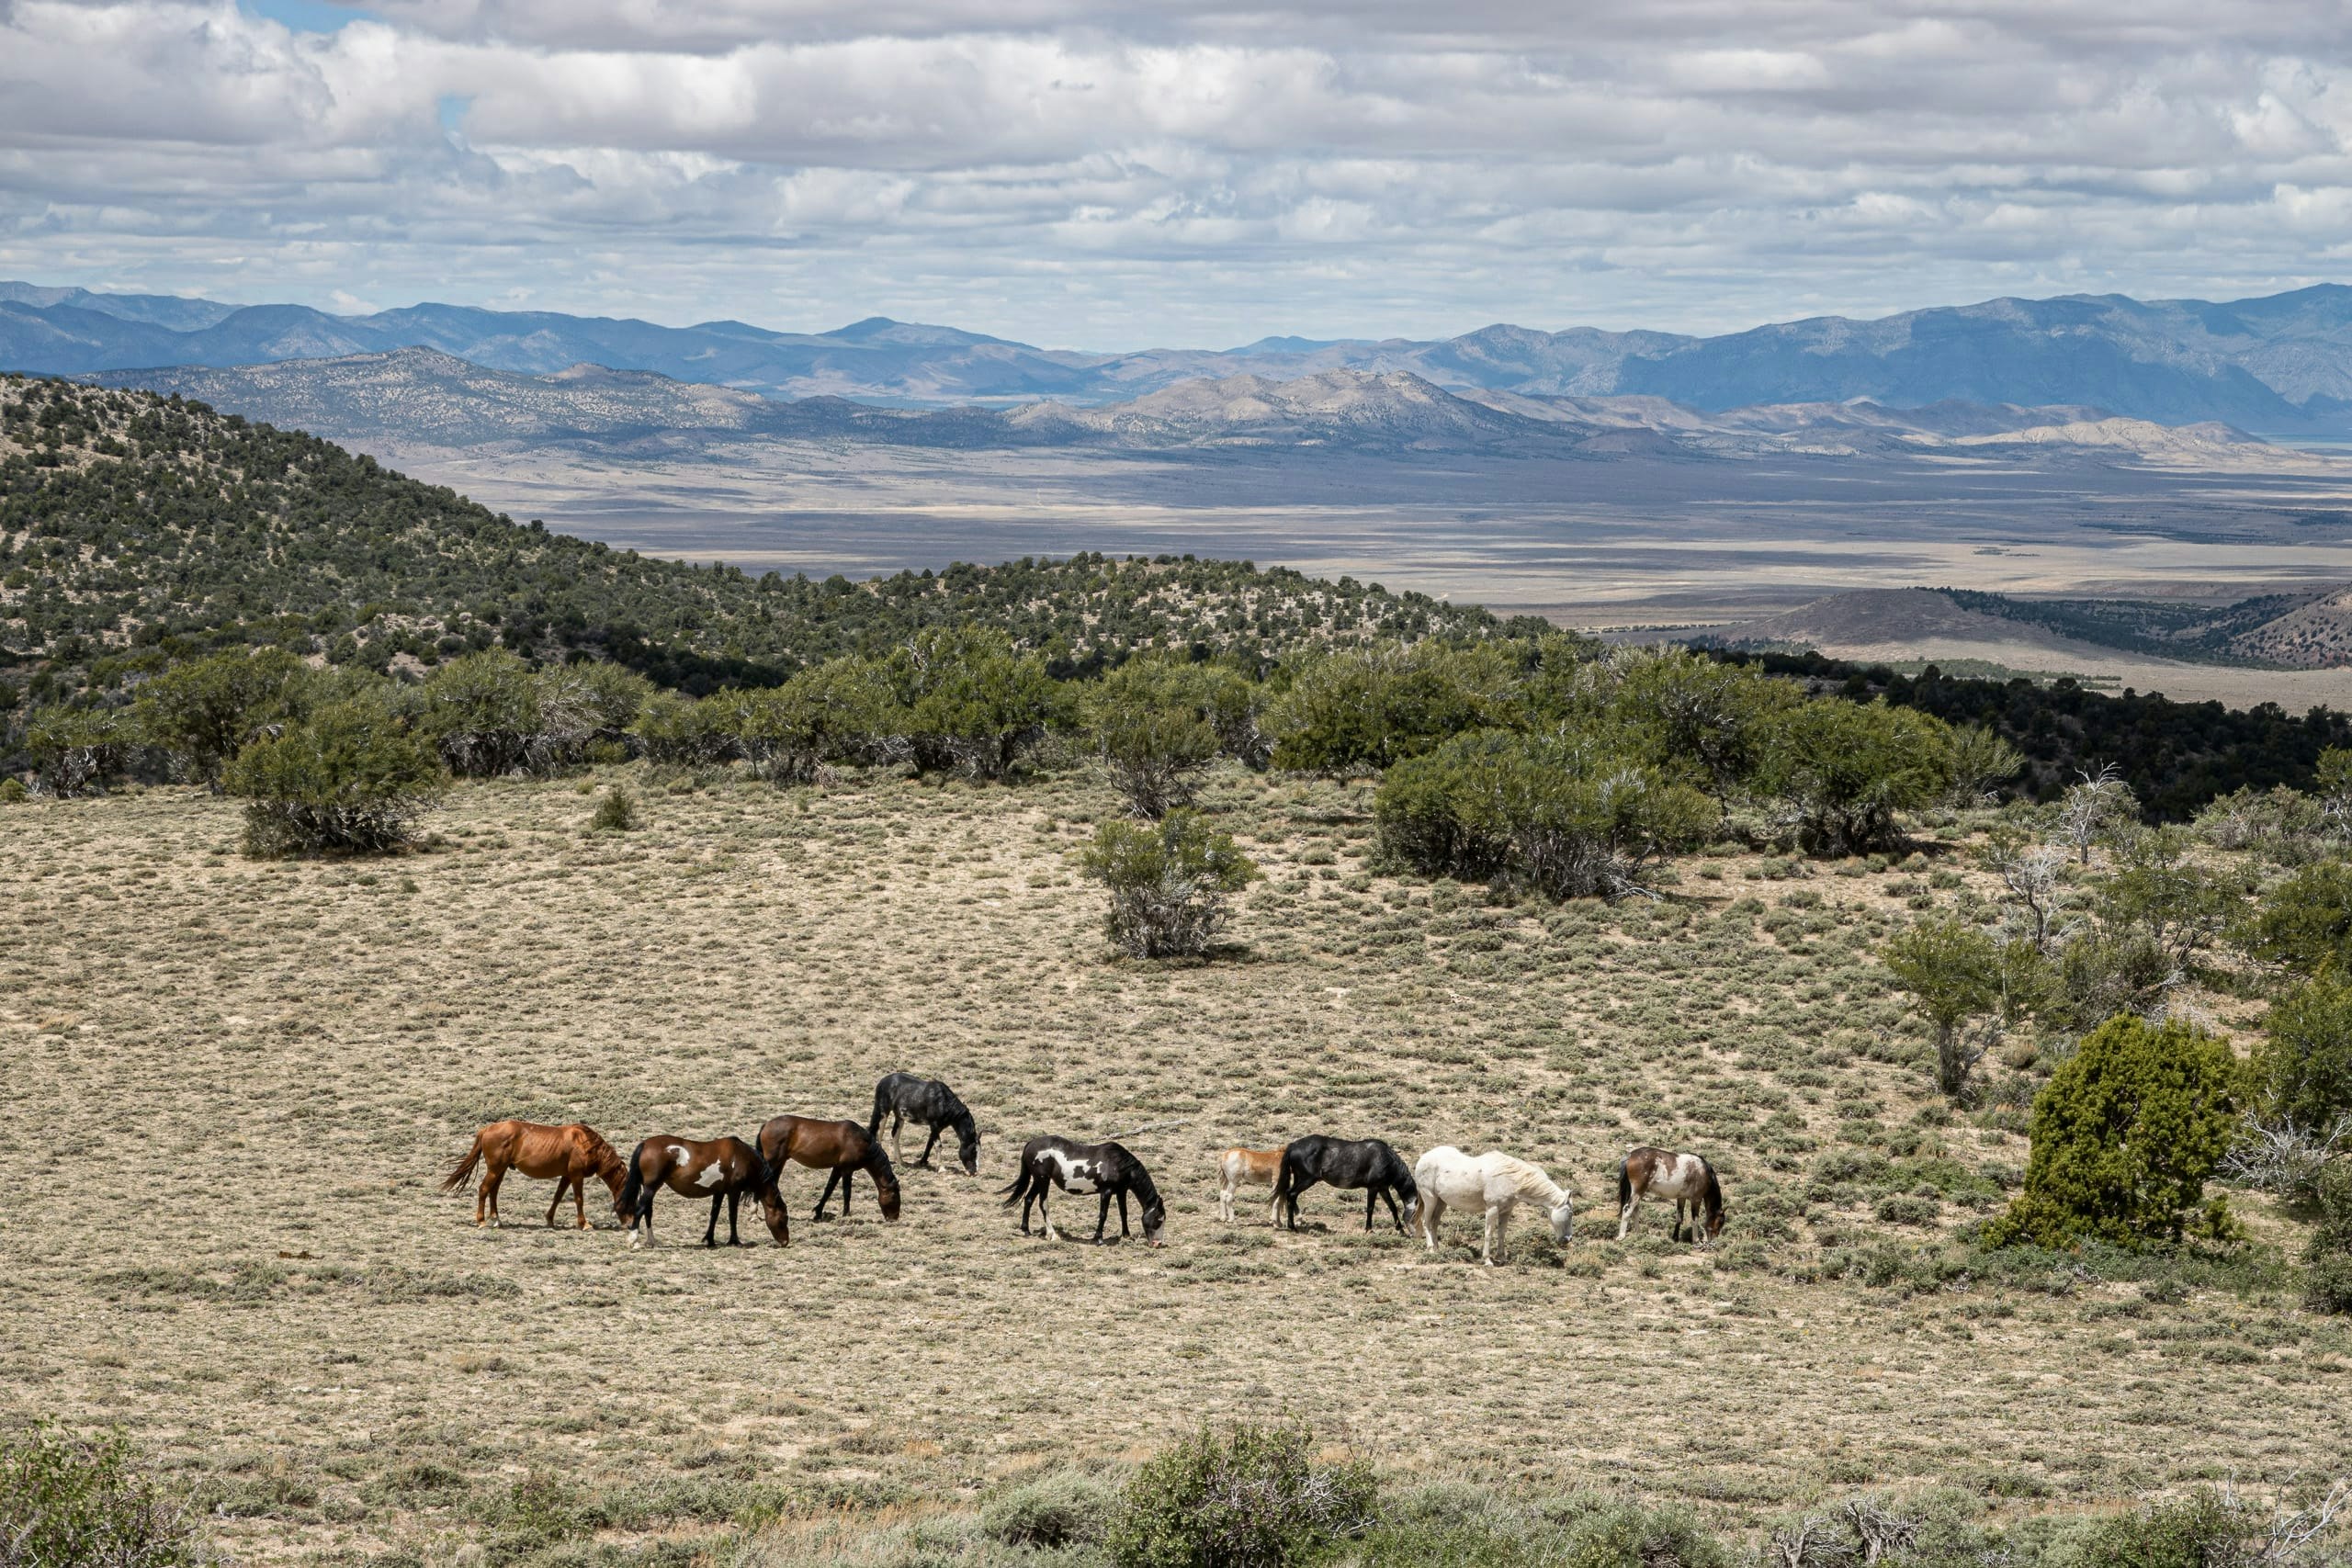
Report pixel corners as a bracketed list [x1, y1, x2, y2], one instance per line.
[0, 0, 2346, 344]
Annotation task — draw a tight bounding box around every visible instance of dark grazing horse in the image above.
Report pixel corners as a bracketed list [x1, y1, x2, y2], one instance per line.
[1000, 1136, 1165, 1245]
[441, 1119, 629, 1231]
[867, 1072, 980, 1175]
[1273, 1134, 1420, 1234]
[1617, 1146, 1725, 1243]
[758, 1115, 903, 1222]
[619, 1136, 788, 1249]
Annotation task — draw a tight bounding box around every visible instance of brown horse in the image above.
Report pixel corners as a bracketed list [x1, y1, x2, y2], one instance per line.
[620, 1136, 788, 1249]
[758, 1115, 902, 1223]
[441, 1119, 629, 1230]
[1617, 1145, 1725, 1244]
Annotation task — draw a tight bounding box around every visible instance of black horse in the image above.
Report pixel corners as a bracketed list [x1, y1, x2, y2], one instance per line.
[1000, 1136, 1165, 1245]
[867, 1072, 980, 1175]
[1272, 1134, 1420, 1234]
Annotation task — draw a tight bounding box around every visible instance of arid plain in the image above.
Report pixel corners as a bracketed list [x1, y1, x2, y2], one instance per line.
[4, 762, 2346, 1562]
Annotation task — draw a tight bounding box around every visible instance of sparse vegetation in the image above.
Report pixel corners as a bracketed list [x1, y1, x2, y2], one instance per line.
[0, 1424, 209, 1568]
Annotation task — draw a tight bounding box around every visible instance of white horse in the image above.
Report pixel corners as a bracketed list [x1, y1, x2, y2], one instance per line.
[1411, 1146, 1575, 1266]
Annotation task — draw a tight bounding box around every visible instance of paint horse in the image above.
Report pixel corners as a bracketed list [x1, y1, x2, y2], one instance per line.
[619, 1136, 788, 1249]
[867, 1072, 980, 1175]
[1001, 1136, 1165, 1245]
[1272, 1134, 1419, 1235]
[1411, 1146, 1574, 1266]
[441, 1119, 629, 1230]
[1215, 1145, 1287, 1224]
[1617, 1145, 1725, 1243]
[759, 1115, 902, 1222]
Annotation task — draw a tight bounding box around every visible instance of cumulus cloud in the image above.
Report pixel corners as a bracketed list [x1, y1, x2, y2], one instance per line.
[0, 0, 2346, 344]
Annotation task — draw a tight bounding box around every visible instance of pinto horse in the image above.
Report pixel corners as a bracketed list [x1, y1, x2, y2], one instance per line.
[758, 1115, 902, 1223]
[1617, 1145, 1725, 1243]
[1412, 1146, 1574, 1265]
[867, 1073, 980, 1175]
[1272, 1134, 1419, 1235]
[1216, 1145, 1286, 1224]
[441, 1119, 629, 1230]
[619, 1136, 788, 1249]
[1001, 1136, 1165, 1245]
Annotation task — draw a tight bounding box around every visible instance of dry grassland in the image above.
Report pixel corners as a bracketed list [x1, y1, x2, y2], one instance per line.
[3, 763, 2348, 1562]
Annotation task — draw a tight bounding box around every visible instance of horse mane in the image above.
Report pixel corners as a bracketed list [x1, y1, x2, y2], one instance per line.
[1487, 1153, 1566, 1210]
[1121, 1146, 1163, 1212]
[1701, 1160, 1724, 1217]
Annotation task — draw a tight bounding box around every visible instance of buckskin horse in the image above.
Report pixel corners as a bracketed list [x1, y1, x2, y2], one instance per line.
[758, 1115, 903, 1223]
[1001, 1136, 1165, 1245]
[1617, 1145, 1725, 1243]
[1272, 1134, 1420, 1234]
[866, 1072, 980, 1174]
[618, 1135, 789, 1249]
[441, 1119, 629, 1231]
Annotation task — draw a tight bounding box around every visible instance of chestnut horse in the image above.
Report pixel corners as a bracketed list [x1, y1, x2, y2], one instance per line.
[1216, 1145, 1286, 1224]
[1617, 1145, 1725, 1243]
[441, 1119, 628, 1230]
[619, 1136, 788, 1249]
[758, 1115, 902, 1223]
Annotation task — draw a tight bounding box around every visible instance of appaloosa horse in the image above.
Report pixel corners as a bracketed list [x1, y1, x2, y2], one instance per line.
[866, 1073, 980, 1175]
[759, 1115, 903, 1222]
[442, 1119, 629, 1230]
[1617, 1145, 1725, 1243]
[1272, 1134, 1420, 1234]
[619, 1136, 788, 1249]
[1001, 1136, 1165, 1245]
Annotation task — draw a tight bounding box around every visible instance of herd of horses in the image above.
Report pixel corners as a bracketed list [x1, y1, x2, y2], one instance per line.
[440, 1072, 1727, 1261]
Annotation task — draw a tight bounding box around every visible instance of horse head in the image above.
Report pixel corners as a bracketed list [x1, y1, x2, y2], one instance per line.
[954, 1114, 980, 1177]
[1140, 1194, 1167, 1247]
[1547, 1195, 1576, 1245]
[870, 1153, 904, 1221]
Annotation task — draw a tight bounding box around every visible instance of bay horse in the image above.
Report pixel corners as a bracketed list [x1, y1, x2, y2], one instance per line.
[1216, 1145, 1286, 1224]
[441, 1119, 628, 1230]
[1412, 1146, 1574, 1266]
[619, 1136, 788, 1249]
[867, 1072, 980, 1175]
[1617, 1145, 1724, 1243]
[758, 1115, 902, 1223]
[1272, 1134, 1419, 1235]
[1001, 1136, 1165, 1245]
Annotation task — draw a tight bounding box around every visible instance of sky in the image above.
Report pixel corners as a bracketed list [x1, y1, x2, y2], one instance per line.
[1, 0, 2349, 348]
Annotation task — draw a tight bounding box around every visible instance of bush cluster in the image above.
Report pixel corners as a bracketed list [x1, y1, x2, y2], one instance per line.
[1081, 813, 1261, 958]
[0, 1422, 209, 1568]
[1104, 1421, 1374, 1568]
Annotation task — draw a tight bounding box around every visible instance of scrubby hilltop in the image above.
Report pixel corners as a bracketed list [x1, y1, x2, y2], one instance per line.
[0, 375, 1532, 704]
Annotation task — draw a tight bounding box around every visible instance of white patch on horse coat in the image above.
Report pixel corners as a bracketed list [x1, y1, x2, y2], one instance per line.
[695, 1163, 725, 1189]
[1043, 1149, 1100, 1192]
[668, 1145, 691, 1166]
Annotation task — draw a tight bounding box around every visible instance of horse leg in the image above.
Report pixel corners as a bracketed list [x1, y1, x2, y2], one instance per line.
[1618, 1192, 1639, 1242]
[1385, 1187, 1407, 1234]
[704, 1193, 722, 1248]
[728, 1190, 744, 1246]
[1364, 1188, 1377, 1232]
[573, 1174, 589, 1231]
[1040, 1187, 1060, 1243]
[815, 1168, 841, 1221]
[631, 1188, 654, 1249]
[481, 1159, 504, 1228]
[546, 1175, 569, 1229]
[1095, 1190, 1112, 1244]
[1118, 1190, 1132, 1237]
[1218, 1176, 1233, 1224]
[918, 1124, 943, 1171]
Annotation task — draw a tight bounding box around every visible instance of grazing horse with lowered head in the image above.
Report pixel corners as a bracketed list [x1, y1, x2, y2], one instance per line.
[1618, 1146, 1724, 1243]
[620, 1136, 788, 1249]
[1412, 1146, 1574, 1265]
[1215, 1145, 1286, 1224]
[759, 1115, 902, 1223]
[441, 1119, 630, 1231]
[1001, 1136, 1165, 1245]
[867, 1073, 980, 1175]
[1272, 1134, 1419, 1235]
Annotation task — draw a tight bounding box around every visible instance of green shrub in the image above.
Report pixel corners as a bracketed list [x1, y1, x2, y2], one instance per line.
[2257, 976, 2352, 1134]
[413, 649, 648, 776]
[130, 647, 312, 787]
[0, 776, 25, 804]
[634, 690, 741, 765]
[1081, 811, 1261, 958]
[222, 699, 445, 857]
[23, 705, 130, 796]
[591, 786, 640, 833]
[2308, 1161, 2352, 1314]
[1265, 642, 1519, 774]
[2068, 1488, 2282, 1568]
[1088, 656, 1231, 818]
[1983, 1015, 2245, 1250]
[1883, 916, 2046, 1100]
[981, 1469, 1118, 1549]
[1374, 728, 1713, 900]
[889, 625, 1069, 779]
[0, 1422, 208, 1568]
[1105, 1421, 1374, 1568]
[1756, 698, 1953, 856]
[1601, 647, 1797, 804]
[2240, 860, 2352, 976]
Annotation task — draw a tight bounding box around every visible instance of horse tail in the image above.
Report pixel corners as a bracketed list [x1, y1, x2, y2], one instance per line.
[998, 1165, 1031, 1204]
[1616, 1156, 1633, 1213]
[866, 1077, 891, 1140]
[440, 1133, 485, 1193]
[620, 1142, 648, 1213]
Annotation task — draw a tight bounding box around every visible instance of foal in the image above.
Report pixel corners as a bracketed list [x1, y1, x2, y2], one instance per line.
[759, 1115, 903, 1222]
[441, 1119, 628, 1230]
[1215, 1145, 1286, 1224]
[1412, 1146, 1575, 1266]
[867, 1073, 980, 1175]
[1272, 1135, 1419, 1234]
[1001, 1136, 1165, 1245]
[619, 1136, 788, 1249]
[1617, 1145, 1725, 1243]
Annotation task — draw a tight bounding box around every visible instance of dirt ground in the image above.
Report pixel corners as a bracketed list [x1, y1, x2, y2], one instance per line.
[3, 763, 2346, 1562]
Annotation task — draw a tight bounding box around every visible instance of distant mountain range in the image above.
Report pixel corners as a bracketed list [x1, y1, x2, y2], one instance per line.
[11, 279, 2352, 429]
[78, 346, 2287, 468]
